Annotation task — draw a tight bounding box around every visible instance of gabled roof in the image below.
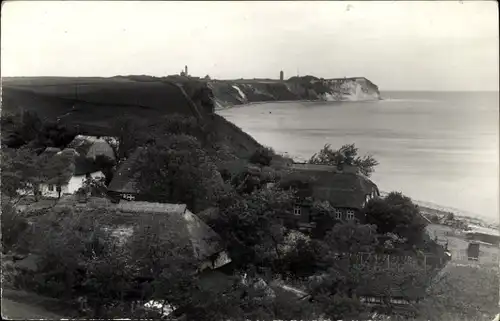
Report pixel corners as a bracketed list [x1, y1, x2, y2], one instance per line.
[108, 147, 144, 193]
[67, 135, 116, 161]
[286, 163, 379, 209]
[39, 148, 74, 184]
[53, 196, 225, 261]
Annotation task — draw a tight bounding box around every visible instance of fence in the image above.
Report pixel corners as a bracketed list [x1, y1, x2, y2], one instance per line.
[334, 252, 446, 271]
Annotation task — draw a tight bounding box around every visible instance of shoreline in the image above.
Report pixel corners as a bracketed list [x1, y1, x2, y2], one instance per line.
[214, 97, 381, 111]
[214, 99, 319, 111]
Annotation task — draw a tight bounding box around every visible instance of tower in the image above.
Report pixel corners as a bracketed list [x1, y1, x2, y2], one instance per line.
[185, 65, 188, 76]
[280, 70, 284, 81]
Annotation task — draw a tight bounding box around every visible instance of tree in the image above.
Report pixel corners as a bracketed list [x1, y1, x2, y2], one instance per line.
[108, 117, 147, 161]
[34, 121, 77, 150]
[136, 134, 225, 212]
[429, 214, 440, 224]
[1, 147, 46, 202]
[77, 176, 108, 198]
[249, 147, 275, 167]
[364, 192, 427, 250]
[1, 200, 30, 254]
[211, 186, 295, 271]
[309, 200, 338, 239]
[94, 155, 116, 185]
[4, 111, 43, 148]
[309, 143, 379, 177]
[323, 222, 379, 254]
[2, 111, 76, 150]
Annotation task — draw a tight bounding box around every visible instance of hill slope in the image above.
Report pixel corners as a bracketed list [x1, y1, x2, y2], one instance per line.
[1, 76, 262, 157]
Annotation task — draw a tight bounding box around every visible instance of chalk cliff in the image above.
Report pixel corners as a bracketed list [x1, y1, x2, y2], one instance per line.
[208, 76, 381, 108]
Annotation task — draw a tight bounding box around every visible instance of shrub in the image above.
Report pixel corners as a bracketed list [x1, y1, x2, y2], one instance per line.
[249, 147, 275, 167]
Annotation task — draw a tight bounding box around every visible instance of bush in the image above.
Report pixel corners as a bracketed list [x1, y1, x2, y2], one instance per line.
[1, 201, 30, 254]
[249, 147, 275, 167]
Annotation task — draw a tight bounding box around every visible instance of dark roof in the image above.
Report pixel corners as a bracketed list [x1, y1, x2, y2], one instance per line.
[53, 196, 225, 261]
[108, 147, 144, 193]
[40, 148, 75, 184]
[73, 155, 101, 176]
[39, 147, 102, 181]
[286, 165, 379, 209]
[67, 135, 116, 160]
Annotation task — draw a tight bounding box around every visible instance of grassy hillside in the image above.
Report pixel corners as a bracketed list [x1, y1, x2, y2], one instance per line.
[1, 76, 262, 158]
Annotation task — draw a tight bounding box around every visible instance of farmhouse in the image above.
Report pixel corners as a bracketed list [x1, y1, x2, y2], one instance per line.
[32, 137, 115, 198]
[107, 147, 145, 201]
[281, 162, 380, 229]
[66, 135, 116, 161]
[52, 195, 231, 271]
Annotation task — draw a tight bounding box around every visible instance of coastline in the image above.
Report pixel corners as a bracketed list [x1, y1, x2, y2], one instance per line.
[214, 99, 319, 111]
[215, 97, 381, 111]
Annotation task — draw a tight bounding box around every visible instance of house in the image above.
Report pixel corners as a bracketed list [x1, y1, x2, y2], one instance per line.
[24, 145, 108, 199]
[52, 195, 231, 271]
[66, 135, 117, 161]
[282, 162, 380, 229]
[107, 147, 145, 201]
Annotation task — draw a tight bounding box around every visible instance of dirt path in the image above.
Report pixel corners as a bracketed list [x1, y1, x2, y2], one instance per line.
[2, 298, 67, 320]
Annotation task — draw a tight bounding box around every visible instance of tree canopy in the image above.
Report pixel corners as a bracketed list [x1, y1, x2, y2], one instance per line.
[136, 134, 225, 212]
[364, 192, 427, 250]
[309, 143, 379, 177]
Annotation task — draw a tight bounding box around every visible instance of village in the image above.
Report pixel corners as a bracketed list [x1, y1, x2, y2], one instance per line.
[3, 123, 482, 320]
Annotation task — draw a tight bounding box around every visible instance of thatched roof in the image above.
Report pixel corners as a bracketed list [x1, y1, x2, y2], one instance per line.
[52, 196, 226, 262]
[67, 135, 116, 160]
[108, 147, 144, 194]
[285, 164, 379, 209]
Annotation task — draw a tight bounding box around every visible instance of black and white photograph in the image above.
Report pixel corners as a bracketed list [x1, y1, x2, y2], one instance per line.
[1, 1, 499, 320]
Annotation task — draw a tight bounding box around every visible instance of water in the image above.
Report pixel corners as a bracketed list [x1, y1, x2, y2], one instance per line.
[217, 91, 499, 223]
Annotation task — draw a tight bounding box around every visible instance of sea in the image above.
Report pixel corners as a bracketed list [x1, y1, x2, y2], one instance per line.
[217, 91, 499, 223]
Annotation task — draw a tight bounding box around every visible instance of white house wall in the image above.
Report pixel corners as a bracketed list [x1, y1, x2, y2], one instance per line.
[66, 171, 105, 194]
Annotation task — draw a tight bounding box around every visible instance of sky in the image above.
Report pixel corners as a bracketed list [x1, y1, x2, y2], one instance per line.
[1, 1, 499, 91]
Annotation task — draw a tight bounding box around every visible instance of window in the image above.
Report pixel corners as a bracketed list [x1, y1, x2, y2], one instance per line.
[346, 209, 355, 220]
[293, 206, 302, 216]
[122, 194, 136, 201]
[335, 208, 342, 220]
[48, 184, 54, 191]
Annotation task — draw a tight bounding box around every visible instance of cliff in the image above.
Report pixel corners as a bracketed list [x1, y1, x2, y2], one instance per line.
[208, 76, 381, 108]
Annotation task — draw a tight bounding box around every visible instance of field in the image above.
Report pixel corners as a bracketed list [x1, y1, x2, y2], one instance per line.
[2, 77, 197, 128]
[426, 224, 499, 265]
[1, 76, 262, 157]
[415, 224, 499, 320]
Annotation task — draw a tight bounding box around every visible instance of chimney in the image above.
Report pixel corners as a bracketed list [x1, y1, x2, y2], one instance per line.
[340, 164, 360, 174]
[280, 70, 284, 81]
[185, 65, 188, 76]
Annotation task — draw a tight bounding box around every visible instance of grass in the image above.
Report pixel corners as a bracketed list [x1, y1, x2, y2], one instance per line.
[416, 262, 499, 320]
[2, 76, 263, 158]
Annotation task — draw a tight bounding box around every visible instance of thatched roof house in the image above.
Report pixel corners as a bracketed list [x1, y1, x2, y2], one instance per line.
[51, 196, 231, 270]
